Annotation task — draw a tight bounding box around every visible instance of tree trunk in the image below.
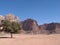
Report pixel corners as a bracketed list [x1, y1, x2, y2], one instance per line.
[11, 33, 13, 38]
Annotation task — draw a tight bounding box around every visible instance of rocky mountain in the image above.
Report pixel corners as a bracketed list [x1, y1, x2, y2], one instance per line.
[39, 24, 49, 34]
[21, 18, 40, 34]
[0, 14, 19, 23]
[39, 23, 60, 34]
[0, 14, 60, 34]
[5, 14, 19, 22]
[21, 18, 60, 34]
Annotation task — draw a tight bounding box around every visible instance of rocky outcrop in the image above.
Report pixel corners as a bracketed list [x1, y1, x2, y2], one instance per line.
[0, 15, 5, 24]
[22, 19, 40, 34]
[21, 18, 60, 34]
[5, 14, 19, 22]
[55, 23, 60, 33]
[39, 23, 60, 34]
[0, 14, 60, 34]
[39, 24, 49, 34]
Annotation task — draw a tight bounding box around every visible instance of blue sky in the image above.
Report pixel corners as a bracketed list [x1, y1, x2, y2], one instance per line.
[0, 0, 60, 25]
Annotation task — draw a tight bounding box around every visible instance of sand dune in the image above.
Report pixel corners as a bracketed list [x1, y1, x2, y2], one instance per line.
[0, 34, 60, 45]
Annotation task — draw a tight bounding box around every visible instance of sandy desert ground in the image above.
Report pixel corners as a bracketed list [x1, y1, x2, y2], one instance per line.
[0, 34, 60, 45]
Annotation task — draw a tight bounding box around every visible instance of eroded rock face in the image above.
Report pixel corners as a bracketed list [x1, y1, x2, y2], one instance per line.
[5, 14, 19, 22]
[39, 24, 49, 34]
[32, 20, 40, 34]
[22, 18, 60, 34]
[22, 19, 33, 31]
[55, 23, 60, 33]
[39, 23, 60, 34]
[0, 15, 5, 24]
[22, 19, 40, 34]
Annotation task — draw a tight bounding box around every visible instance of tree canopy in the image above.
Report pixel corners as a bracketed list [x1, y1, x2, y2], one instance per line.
[1, 20, 21, 33]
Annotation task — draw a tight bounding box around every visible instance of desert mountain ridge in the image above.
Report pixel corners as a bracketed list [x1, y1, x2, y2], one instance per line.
[0, 14, 60, 34]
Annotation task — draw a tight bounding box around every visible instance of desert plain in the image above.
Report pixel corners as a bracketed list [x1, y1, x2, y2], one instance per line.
[0, 34, 60, 45]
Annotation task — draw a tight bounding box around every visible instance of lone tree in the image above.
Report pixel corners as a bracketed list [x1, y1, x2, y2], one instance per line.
[46, 23, 56, 34]
[1, 20, 21, 38]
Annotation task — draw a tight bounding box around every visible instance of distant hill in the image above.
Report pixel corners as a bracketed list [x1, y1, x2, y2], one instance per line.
[21, 19, 60, 34]
[0, 14, 60, 34]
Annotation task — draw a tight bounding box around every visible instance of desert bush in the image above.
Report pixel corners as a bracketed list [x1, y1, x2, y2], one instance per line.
[1, 20, 21, 33]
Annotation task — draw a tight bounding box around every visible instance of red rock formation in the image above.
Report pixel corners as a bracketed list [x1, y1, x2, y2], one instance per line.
[39, 23, 60, 34]
[22, 18, 60, 34]
[39, 24, 49, 34]
[22, 18, 40, 34]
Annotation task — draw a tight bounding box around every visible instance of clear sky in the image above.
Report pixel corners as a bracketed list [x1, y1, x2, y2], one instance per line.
[0, 0, 60, 25]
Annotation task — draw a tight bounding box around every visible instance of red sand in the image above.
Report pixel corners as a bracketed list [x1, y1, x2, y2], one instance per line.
[0, 34, 60, 45]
